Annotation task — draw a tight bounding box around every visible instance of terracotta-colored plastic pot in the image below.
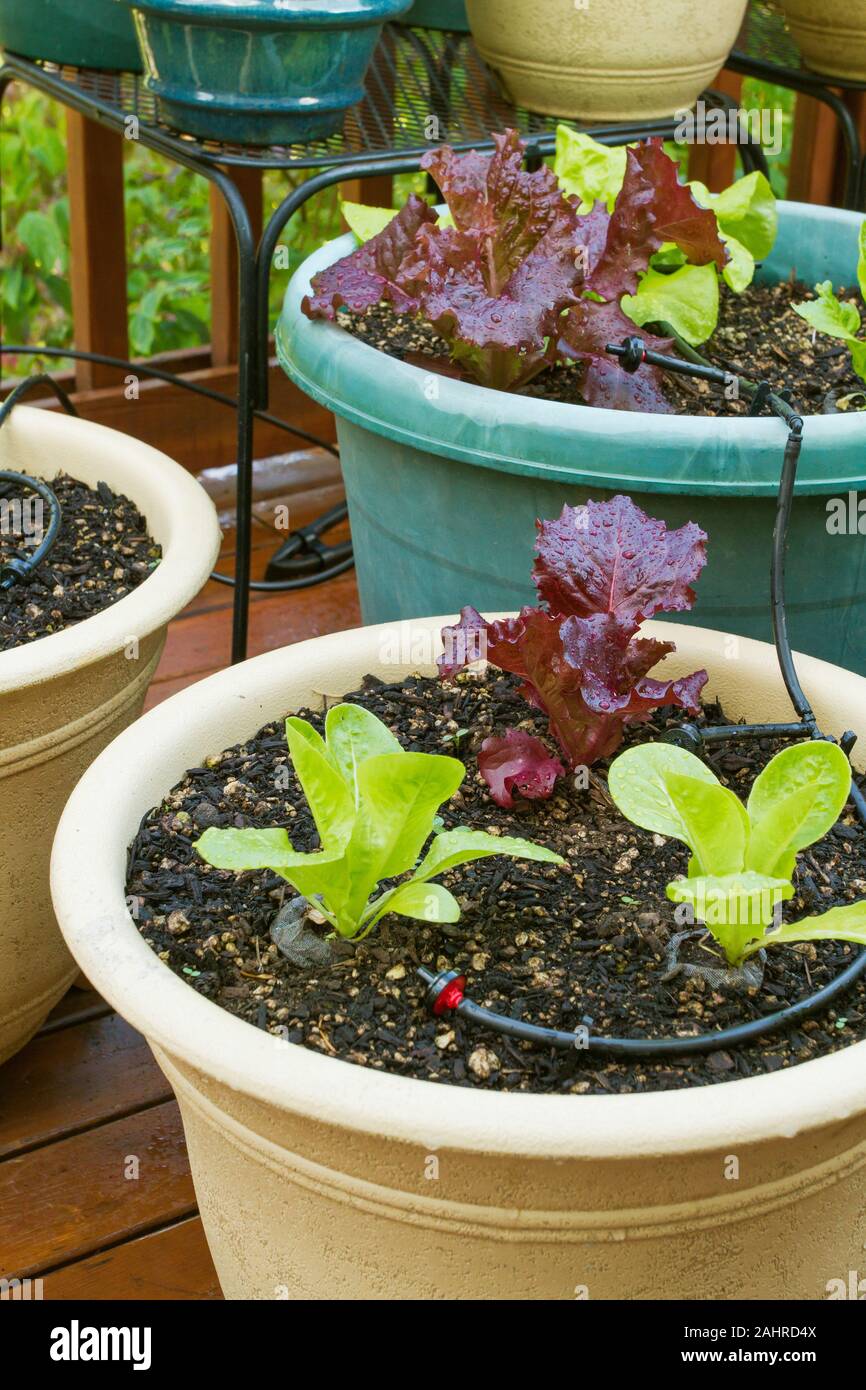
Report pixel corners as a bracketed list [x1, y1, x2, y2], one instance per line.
[51, 616, 866, 1299]
[0, 407, 220, 1065]
[780, 0, 866, 81]
[466, 0, 749, 120]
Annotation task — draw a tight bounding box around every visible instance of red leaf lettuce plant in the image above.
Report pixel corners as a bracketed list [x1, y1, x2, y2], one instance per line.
[302, 128, 731, 407]
[438, 495, 708, 806]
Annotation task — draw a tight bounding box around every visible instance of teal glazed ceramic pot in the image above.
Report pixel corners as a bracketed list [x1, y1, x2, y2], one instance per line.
[0, 0, 142, 71]
[278, 201, 866, 675]
[117, 0, 412, 144]
[396, 0, 469, 29]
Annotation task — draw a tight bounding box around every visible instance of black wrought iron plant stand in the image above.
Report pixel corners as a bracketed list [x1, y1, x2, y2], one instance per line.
[0, 25, 765, 663]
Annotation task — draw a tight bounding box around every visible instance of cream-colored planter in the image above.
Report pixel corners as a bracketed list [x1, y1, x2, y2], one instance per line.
[466, 0, 749, 121]
[51, 617, 866, 1300]
[781, 0, 866, 81]
[0, 407, 220, 1065]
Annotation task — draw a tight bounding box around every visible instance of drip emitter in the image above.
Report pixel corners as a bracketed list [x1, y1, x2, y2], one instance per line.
[418, 337, 866, 1056]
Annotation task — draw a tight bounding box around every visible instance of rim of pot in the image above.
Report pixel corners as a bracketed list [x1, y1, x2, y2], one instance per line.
[0, 407, 222, 697]
[50, 615, 866, 1159]
[123, 0, 413, 27]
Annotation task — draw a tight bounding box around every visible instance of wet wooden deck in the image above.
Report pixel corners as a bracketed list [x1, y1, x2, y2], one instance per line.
[0, 458, 360, 1300]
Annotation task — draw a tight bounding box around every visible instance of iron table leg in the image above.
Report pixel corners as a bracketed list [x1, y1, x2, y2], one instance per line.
[201, 168, 257, 664]
[728, 52, 865, 209]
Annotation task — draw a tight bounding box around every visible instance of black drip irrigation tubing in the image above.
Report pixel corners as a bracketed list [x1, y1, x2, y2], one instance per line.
[419, 333, 866, 1057]
[0, 345, 353, 593]
[0, 375, 71, 590]
[418, 955, 866, 1058]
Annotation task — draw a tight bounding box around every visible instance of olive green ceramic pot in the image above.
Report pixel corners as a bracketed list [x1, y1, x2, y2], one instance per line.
[466, 0, 749, 120]
[780, 1, 866, 81]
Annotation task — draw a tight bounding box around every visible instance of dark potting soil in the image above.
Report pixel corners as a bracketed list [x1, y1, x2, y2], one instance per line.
[128, 671, 866, 1096]
[0, 473, 160, 653]
[338, 279, 866, 417]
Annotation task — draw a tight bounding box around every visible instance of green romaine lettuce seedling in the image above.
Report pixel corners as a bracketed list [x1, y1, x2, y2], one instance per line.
[620, 263, 719, 349]
[195, 702, 563, 940]
[791, 223, 866, 387]
[608, 739, 866, 964]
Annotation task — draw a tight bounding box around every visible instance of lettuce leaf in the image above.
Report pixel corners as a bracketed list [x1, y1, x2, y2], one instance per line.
[341, 200, 453, 243]
[609, 738, 854, 964]
[622, 262, 719, 346]
[404, 130, 584, 389]
[341, 201, 400, 243]
[792, 280, 866, 384]
[532, 494, 707, 621]
[307, 130, 766, 405]
[306, 130, 585, 391]
[554, 125, 629, 212]
[399, 210, 582, 391]
[477, 729, 565, 807]
[302, 194, 438, 319]
[585, 140, 726, 302]
[719, 232, 755, 293]
[793, 279, 860, 338]
[689, 171, 777, 261]
[558, 140, 727, 409]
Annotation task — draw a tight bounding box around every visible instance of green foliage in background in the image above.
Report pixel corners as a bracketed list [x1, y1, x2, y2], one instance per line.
[741, 77, 795, 198]
[1, 88, 70, 370]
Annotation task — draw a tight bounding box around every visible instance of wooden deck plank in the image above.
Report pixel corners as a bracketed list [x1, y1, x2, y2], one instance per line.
[0, 1101, 195, 1278]
[147, 572, 361, 695]
[0, 1015, 169, 1160]
[44, 1217, 222, 1301]
[201, 448, 341, 515]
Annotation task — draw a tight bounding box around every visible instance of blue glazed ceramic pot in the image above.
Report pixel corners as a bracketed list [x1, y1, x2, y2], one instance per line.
[0, 0, 142, 71]
[117, 0, 412, 144]
[278, 201, 866, 674]
[396, 0, 468, 29]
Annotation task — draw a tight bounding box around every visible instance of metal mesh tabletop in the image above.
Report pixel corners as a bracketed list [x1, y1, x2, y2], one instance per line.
[738, 1, 801, 70]
[8, 23, 692, 171]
